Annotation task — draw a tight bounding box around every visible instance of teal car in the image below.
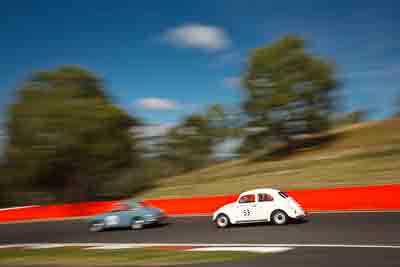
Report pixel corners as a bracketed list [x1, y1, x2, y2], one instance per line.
[88, 200, 167, 232]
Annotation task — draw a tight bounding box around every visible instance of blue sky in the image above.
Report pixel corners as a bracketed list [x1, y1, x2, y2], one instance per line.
[1, 0, 399, 126]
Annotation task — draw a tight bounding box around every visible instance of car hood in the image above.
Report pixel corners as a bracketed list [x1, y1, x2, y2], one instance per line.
[286, 197, 304, 212]
[216, 202, 236, 212]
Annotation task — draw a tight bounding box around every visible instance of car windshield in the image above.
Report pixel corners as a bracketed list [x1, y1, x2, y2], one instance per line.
[279, 192, 289, 199]
[138, 201, 150, 208]
[111, 204, 130, 212]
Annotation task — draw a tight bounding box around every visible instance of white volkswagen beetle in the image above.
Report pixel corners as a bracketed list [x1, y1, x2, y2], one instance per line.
[212, 188, 306, 228]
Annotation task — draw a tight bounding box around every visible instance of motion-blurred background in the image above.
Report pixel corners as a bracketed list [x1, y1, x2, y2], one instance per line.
[0, 0, 399, 207]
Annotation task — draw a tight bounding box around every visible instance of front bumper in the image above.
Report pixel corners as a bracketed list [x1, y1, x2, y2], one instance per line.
[294, 214, 306, 220]
[294, 211, 308, 220]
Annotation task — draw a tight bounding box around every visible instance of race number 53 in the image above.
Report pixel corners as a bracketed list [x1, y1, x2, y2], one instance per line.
[105, 215, 120, 226]
[242, 209, 250, 216]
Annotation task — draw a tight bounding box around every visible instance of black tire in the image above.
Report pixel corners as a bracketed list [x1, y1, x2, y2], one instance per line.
[130, 218, 145, 230]
[271, 210, 288, 225]
[215, 214, 230, 228]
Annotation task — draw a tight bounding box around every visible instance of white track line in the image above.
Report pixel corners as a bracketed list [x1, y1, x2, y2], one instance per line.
[28, 244, 69, 249]
[1, 243, 400, 249]
[118, 243, 400, 249]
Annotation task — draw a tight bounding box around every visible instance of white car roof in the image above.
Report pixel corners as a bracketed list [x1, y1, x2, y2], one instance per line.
[239, 188, 281, 196]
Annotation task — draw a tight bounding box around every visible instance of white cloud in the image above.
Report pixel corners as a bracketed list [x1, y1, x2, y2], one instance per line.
[163, 24, 231, 51]
[135, 98, 180, 111]
[223, 76, 242, 88]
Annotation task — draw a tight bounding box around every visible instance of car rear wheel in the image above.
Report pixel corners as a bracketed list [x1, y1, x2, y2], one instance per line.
[89, 222, 104, 232]
[215, 214, 230, 228]
[271, 210, 288, 225]
[131, 218, 145, 230]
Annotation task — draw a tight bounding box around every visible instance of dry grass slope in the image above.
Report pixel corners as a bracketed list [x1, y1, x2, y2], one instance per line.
[138, 117, 400, 199]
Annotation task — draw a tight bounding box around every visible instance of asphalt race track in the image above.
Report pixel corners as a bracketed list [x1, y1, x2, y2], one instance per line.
[1, 212, 400, 267]
[1, 212, 400, 245]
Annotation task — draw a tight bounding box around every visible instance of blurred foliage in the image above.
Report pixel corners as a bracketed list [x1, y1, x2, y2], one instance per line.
[240, 35, 340, 155]
[206, 104, 245, 139]
[161, 114, 214, 173]
[0, 35, 370, 205]
[0, 165, 7, 206]
[4, 66, 148, 203]
[157, 105, 245, 175]
[395, 95, 400, 116]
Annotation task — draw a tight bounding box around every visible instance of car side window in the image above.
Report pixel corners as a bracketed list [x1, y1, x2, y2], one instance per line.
[258, 193, 274, 202]
[238, 194, 255, 204]
[111, 204, 130, 212]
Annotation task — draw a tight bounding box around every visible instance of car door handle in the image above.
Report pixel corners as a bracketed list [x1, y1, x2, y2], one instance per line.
[252, 205, 257, 207]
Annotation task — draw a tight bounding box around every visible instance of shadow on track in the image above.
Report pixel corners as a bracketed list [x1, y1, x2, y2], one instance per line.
[213, 218, 309, 229]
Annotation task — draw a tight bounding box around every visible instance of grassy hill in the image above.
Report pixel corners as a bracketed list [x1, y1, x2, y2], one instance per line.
[138, 117, 400, 199]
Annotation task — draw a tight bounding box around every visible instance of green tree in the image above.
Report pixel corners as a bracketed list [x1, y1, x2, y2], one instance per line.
[241, 35, 339, 152]
[206, 104, 245, 139]
[206, 105, 227, 127]
[152, 106, 242, 177]
[5, 66, 142, 202]
[162, 114, 213, 172]
[206, 104, 232, 141]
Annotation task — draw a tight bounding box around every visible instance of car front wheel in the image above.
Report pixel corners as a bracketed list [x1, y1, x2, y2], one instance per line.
[271, 210, 288, 225]
[215, 214, 230, 228]
[131, 218, 145, 230]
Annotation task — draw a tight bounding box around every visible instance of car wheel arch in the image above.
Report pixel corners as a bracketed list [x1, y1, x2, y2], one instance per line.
[130, 216, 145, 230]
[215, 212, 232, 223]
[270, 209, 289, 225]
[216, 212, 229, 219]
[215, 213, 231, 228]
[270, 209, 287, 219]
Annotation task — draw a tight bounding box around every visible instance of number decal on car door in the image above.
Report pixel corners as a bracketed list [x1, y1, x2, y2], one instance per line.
[242, 209, 250, 216]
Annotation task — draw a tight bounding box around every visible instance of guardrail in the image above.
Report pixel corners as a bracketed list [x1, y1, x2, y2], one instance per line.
[1, 184, 399, 223]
